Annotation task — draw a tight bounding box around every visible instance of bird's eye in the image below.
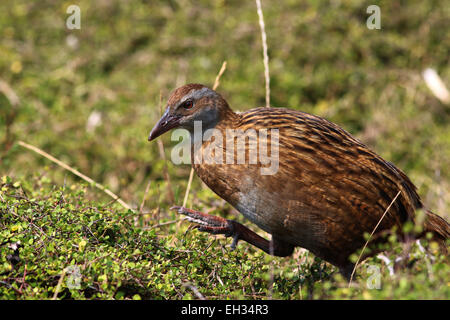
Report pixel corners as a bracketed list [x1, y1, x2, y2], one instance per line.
[182, 100, 194, 109]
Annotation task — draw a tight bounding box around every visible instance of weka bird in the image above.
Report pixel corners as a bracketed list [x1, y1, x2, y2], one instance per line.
[148, 83, 449, 277]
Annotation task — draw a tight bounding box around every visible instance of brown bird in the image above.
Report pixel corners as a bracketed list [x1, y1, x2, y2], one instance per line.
[148, 83, 449, 278]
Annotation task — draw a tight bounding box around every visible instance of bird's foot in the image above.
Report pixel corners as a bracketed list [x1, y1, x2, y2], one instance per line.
[171, 206, 295, 257]
[171, 206, 240, 249]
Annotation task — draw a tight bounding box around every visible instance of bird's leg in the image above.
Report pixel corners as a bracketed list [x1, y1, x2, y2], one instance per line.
[171, 206, 294, 257]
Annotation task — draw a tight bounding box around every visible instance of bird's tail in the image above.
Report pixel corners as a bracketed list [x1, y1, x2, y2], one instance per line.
[422, 210, 449, 250]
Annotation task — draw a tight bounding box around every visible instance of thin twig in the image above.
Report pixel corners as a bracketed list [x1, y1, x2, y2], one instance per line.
[0, 281, 22, 295]
[183, 282, 206, 300]
[256, 0, 270, 108]
[19, 264, 27, 292]
[17, 141, 134, 212]
[52, 268, 67, 300]
[348, 190, 401, 286]
[146, 217, 187, 230]
[139, 178, 152, 214]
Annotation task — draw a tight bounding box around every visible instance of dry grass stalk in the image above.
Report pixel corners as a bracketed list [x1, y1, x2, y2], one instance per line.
[256, 0, 270, 108]
[146, 218, 186, 230]
[52, 268, 67, 300]
[256, 0, 274, 298]
[0, 79, 20, 106]
[212, 61, 227, 91]
[139, 179, 152, 214]
[17, 140, 134, 212]
[422, 68, 450, 104]
[0, 79, 20, 151]
[157, 139, 175, 203]
[348, 190, 402, 286]
[182, 167, 195, 208]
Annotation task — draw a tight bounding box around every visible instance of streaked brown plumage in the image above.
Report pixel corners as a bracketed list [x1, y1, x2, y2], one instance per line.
[148, 83, 449, 277]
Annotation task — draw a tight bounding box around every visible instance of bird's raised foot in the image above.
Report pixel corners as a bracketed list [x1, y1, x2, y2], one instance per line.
[170, 206, 236, 240]
[171, 206, 294, 256]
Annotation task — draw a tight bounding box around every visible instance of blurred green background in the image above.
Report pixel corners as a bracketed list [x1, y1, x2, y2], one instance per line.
[0, 0, 449, 300]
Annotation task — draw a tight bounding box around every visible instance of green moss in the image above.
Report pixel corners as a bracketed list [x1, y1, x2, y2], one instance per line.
[1, 176, 449, 299]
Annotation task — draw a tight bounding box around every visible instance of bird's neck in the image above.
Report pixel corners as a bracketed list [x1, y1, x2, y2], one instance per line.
[189, 102, 240, 163]
[190, 101, 240, 138]
[216, 103, 240, 130]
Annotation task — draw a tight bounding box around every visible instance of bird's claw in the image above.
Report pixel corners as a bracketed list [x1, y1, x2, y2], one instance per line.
[171, 206, 237, 243]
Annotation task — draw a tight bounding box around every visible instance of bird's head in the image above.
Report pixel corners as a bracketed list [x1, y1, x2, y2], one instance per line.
[148, 84, 230, 141]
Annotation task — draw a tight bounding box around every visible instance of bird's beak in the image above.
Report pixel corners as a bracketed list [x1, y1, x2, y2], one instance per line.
[148, 108, 181, 141]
